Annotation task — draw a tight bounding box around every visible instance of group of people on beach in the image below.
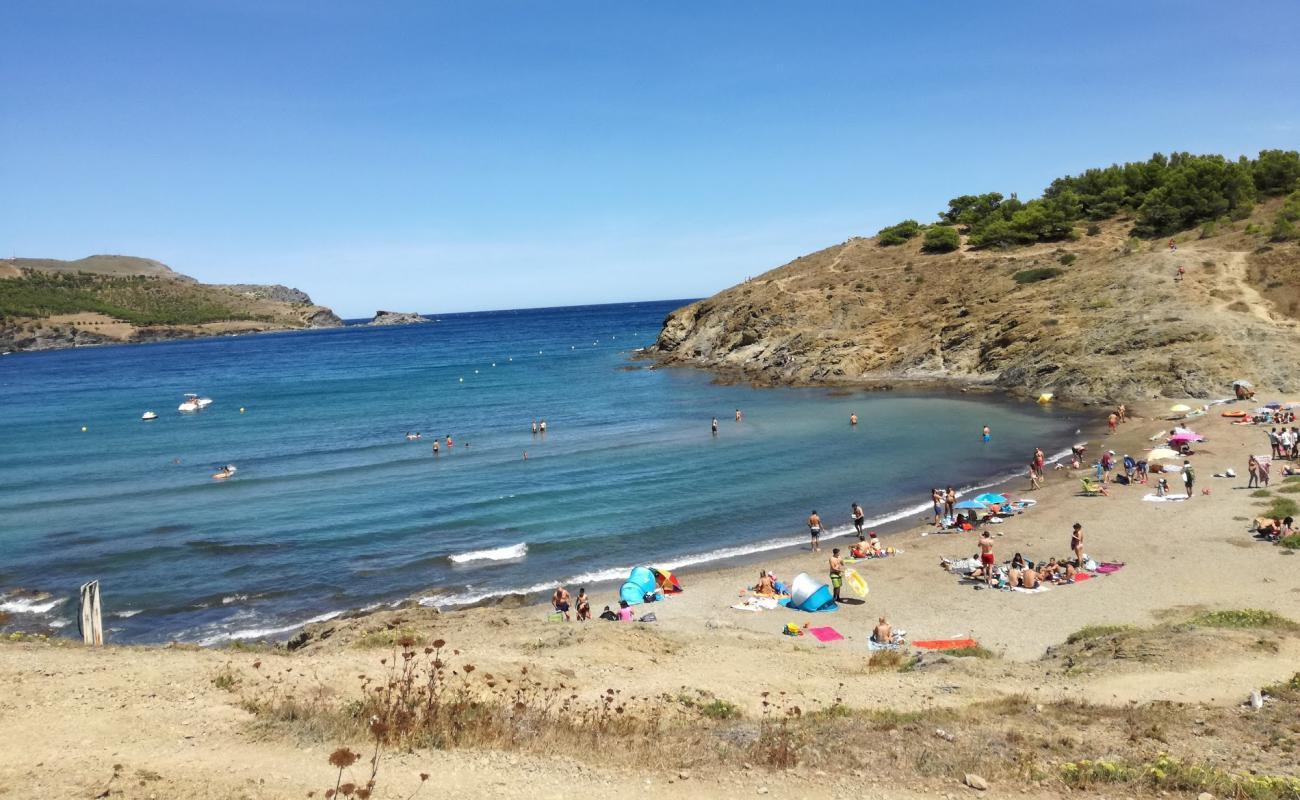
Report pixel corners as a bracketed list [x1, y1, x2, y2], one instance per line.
[551, 585, 638, 623]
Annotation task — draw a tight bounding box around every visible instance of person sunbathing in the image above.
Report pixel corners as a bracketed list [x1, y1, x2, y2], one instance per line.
[850, 535, 869, 559]
[868, 533, 883, 555]
[871, 616, 893, 643]
[1019, 567, 1040, 589]
[754, 570, 778, 596]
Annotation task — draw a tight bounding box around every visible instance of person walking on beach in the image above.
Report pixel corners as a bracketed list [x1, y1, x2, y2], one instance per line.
[807, 510, 823, 551]
[1117, 404, 1128, 423]
[1248, 455, 1261, 489]
[977, 532, 996, 587]
[851, 502, 866, 534]
[575, 587, 590, 621]
[828, 548, 844, 602]
[1029, 461, 1044, 490]
[711, 417, 719, 436]
[1107, 412, 1118, 434]
[1033, 447, 1046, 479]
[551, 586, 571, 621]
[931, 488, 944, 527]
[1070, 523, 1084, 568]
[1101, 450, 1115, 483]
[982, 425, 991, 443]
[1182, 460, 1196, 497]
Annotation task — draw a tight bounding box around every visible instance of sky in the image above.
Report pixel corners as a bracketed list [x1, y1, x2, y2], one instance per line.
[3, 1, 1298, 317]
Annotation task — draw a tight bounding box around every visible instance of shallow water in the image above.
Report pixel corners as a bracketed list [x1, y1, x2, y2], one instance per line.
[0, 300, 1085, 643]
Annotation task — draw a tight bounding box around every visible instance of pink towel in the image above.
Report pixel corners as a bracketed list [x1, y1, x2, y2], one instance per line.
[1095, 562, 1125, 574]
[807, 626, 844, 642]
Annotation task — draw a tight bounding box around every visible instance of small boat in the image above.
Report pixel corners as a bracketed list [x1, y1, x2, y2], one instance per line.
[178, 393, 213, 413]
[141, 411, 158, 421]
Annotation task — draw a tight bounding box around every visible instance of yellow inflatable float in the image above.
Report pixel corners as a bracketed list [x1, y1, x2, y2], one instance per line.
[845, 568, 869, 598]
[1037, 393, 1054, 404]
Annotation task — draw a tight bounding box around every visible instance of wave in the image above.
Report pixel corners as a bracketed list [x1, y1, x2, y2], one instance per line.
[448, 542, 527, 564]
[111, 609, 143, 618]
[197, 610, 343, 646]
[0, 594, 67, 614]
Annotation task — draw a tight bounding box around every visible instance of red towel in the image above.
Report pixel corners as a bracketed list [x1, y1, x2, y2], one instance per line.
[807, 626, 844, 642]
[912, 638, 978, 650]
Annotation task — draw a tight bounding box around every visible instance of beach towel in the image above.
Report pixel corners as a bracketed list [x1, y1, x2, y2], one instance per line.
[1011, 585, 1051, 594]
[912, 638, 978, 651]
[867, 639, 902, 651]
[1070, 573, 1093, 583]
[1143, 494, 1187, 502]
[807, 626, 844, 643]
[1094, 562, 1125, 574]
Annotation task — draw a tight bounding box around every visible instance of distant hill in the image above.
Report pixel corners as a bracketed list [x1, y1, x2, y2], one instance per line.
[0, 255, 343, 352]
[651, 151, 1300, 402]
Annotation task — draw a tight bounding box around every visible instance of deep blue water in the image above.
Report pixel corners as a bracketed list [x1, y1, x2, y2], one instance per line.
[0, 300, 1084, 643]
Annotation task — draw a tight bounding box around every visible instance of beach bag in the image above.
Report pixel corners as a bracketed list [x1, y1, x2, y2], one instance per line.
[638, 612, 657, 623]
[783, 623, 804, 636]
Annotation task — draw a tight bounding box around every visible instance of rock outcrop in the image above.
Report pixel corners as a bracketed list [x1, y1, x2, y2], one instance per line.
[369, 310, 427, 326]
[649, 204, 1300, 403]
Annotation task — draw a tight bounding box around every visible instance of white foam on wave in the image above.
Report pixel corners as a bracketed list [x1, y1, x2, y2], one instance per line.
[417, 468, 1045, 612]
[0, 595, 67, 614]
[448, 542, 527, 564]
[198, 610, 343, 646]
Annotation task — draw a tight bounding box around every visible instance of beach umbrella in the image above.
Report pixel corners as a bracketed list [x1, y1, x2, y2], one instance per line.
[972, 492, 1007, 505]
[1148, 447, 1180, 461]
[953, 499, 988, 510]
[1169, 403, 1191, 413]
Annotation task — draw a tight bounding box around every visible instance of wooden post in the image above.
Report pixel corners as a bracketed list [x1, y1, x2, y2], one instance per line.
[78, 580, 103, 646]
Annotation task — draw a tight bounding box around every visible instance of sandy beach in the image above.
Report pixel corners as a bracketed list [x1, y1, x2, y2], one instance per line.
[4, 397, 1300, 799]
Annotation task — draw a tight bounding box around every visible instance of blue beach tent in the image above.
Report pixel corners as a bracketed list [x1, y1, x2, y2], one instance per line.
[788, 572, 837, 612]
[619, 565, 661, 606]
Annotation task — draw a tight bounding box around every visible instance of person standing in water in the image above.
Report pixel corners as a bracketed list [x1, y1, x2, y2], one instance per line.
[539, 419, 547, 433]
[711, 417, 719, 436]
[531, 419, 538, 434]
[850, 412, 858, 426]
[432, 439, 440, 455]
[807, 510, 822, 551]
[735, 408, 743, 422]
[445, 434, 454, 449]
[851, 502, 866, 534]
[828, 548, 844, 603]
[982, 425, 991, 443]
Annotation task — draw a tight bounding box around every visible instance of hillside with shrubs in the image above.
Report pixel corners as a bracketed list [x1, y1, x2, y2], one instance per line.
[651, 151, 1300, 402]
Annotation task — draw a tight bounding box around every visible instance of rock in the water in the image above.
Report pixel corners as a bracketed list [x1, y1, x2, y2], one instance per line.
[369, 310, 427, 326]
[964, 773, 989, 791]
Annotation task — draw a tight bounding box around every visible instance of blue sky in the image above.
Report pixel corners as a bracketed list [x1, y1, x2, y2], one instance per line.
[3, 1, 1297, 317]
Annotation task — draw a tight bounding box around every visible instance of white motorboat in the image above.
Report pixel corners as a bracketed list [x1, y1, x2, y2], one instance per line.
[141, 411, 158, 421]
[178, 393, 213, 413]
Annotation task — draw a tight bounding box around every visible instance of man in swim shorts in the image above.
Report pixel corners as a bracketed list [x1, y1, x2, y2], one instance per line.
[852, 502, 865, 534]
[977, 532, 996, 587]
[829, 548, 844, 602]
[931, 488, 943, 528]
[807, 510, 822, 552]
[551, 586, 571, 621]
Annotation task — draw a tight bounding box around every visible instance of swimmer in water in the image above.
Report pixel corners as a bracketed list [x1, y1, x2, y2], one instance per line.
[432, 440, 440, 454]
[982, 425, 991, 443]
[711, 417, 718, 436]
[446, 434, 454, 448]
[850, 412, 858, 426]
[735, 408, 743, 422]
[539, 420, 547, 433]
[531, 419, 538, 434]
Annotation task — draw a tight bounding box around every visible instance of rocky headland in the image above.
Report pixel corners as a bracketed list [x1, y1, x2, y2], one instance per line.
[0, 255, 344, 352]
[651, 196, 1300, 404]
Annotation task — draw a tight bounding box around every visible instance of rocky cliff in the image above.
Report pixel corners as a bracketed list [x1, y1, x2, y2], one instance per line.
[0, 255, 344, 352]
[650, 204, 1300, 403]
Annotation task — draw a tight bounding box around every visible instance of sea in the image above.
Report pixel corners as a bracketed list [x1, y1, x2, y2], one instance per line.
[0, 300, 1086, 644]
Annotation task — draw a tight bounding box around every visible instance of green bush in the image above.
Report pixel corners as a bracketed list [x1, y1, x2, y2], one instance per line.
[1190, 609, 1297, 630]
[1199, 220, 1217, 238]
[1264, 497, 1300, 518]
[1272, 218, 1299, 242]
[1058, 252, 1077, 266]
[0, 271, 265, 326]
[1279, 535, 1300, 550]
[1013, 267, 1063, 285]
[1086, 223, 1102, 236]
[921, 225, 961, 253]
[877, 220, 922, 246]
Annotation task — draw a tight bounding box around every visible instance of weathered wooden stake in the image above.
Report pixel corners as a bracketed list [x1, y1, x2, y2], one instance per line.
[78, 580, 103, 646]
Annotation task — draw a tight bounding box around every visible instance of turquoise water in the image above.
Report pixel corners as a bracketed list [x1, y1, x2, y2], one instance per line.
[0, 301, 1084, 643]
